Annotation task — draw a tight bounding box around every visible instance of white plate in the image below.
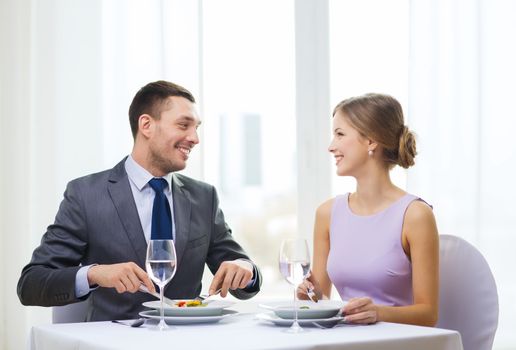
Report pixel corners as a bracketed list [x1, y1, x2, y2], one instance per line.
[259, 300, 344, 319]
[139, 309, 238, 325]
[142, 300, 234, 317]
[256, 312, 345, 328]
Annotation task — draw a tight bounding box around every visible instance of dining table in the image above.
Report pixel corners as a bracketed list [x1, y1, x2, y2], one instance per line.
[29, 300, 463, 350]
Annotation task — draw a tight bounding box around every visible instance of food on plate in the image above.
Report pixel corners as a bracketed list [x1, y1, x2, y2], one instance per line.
[300, 306, 310, 309]
[175, 300, 206, 307]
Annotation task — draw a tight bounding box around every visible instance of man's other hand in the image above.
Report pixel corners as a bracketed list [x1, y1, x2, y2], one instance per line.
[87, 262, 155, 294]
[209, 260, 253, 297]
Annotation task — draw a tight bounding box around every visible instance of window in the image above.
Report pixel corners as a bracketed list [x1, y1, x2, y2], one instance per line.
[329, 0, 409, 195]
[199, 0, 409, 296]
[202, 0, 296, 295]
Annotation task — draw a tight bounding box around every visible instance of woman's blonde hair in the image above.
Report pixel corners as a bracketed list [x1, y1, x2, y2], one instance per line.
[333, 93, 417, 169]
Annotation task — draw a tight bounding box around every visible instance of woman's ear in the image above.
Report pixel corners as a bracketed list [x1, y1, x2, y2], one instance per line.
[367, 139, 378, 152]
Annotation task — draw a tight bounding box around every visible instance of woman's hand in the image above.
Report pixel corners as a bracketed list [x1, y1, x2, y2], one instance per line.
[297, 272, 324, 301]
[297, 279, 314, 300]
[342, 297, 379, 324]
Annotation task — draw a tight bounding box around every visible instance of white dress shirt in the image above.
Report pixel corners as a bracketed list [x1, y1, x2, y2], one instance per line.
[124, 155, 176, 242]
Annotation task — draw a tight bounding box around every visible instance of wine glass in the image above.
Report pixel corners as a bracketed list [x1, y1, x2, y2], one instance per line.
[145, 239, 177, 331]
[279, 238, 311, 333]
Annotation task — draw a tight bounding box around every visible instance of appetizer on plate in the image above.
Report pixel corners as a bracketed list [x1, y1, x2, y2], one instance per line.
[175, 300, 206, 308]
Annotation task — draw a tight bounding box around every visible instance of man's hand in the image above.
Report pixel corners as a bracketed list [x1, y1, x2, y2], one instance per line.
[87, 262, 155, 294]
[209, 260, 254, 297]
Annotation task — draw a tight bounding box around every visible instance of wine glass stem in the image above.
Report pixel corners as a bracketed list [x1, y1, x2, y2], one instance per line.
[293, 285, 299, 327]
[159, 284, 165, 330]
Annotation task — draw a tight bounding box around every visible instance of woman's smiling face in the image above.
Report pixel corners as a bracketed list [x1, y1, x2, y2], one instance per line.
[328, 111, 371, 177]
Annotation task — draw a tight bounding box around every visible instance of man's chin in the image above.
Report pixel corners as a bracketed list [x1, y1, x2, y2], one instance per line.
[150, 159, 186, 175]
[164, 160, 187, 173]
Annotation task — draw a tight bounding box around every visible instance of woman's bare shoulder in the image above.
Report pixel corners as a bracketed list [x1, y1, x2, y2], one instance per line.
[405, 199, 435, 224]
[313, 198, 336, 237]
[316, 197, 335, 219]
[404, 199, 438, 242]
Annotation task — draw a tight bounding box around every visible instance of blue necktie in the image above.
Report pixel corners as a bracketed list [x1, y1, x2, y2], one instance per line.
[149, 178, 172, 240]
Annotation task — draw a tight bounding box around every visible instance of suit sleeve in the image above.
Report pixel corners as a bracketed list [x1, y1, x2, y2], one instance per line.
[205, 187, 262, 299]
[17, 181, 89, 306]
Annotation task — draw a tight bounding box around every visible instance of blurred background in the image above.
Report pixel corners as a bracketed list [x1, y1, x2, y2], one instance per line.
[1, 0, 515, 349]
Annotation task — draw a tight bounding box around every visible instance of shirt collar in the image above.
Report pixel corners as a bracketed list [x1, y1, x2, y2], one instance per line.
[125, 155, 173, 191]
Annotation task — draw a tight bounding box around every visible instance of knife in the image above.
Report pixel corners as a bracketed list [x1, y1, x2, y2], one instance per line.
[138, 284, 176, 307]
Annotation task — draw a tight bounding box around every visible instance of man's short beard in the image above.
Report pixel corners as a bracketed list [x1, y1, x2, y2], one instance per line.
[149, 148, 185, 174]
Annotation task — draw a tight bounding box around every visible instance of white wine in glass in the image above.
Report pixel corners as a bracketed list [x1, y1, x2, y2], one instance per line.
[145, 239, 177, 331]
[279, 238, 311, 333]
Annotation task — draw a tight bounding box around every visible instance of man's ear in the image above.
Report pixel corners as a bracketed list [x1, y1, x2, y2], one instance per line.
[138, 114, 153, 138]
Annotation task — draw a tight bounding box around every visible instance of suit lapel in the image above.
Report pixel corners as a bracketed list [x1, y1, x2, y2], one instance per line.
[171, 174, 191, 266]
[107, 159, 147, 267]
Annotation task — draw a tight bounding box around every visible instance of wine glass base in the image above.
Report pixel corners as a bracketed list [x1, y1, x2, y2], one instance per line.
[146, 319, 175, 331]
[283, 322, 307, 333]
[158, 323, 168, 331]
[154, 319, 172, 331]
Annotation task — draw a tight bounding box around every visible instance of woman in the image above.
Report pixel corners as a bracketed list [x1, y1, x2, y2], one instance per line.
[299, 93, 439, 326]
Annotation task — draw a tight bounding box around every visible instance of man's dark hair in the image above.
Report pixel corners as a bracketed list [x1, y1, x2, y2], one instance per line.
[128, 80, 195, 139]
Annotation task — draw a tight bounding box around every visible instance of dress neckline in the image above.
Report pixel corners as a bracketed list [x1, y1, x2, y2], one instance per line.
[344, 192, 411, 218]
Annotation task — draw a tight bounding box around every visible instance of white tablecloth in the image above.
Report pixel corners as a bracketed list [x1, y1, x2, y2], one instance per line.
[30, 303, 463, 350]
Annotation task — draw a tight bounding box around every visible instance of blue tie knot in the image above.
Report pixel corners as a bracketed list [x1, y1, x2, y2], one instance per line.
[149, 178, 168, 193]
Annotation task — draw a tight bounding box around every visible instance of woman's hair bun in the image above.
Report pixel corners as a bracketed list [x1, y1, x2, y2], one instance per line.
[397, 126, 417, 169]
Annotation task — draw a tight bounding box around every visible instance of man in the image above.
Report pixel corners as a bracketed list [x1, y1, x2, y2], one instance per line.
[17, 80, 261, 321]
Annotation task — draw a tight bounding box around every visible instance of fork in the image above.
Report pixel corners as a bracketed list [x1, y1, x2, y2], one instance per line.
[112, 318, 146, 328]
[307, 288, 319, 303]
[195, 288, 222, 301]
[312, 321, 337, 329]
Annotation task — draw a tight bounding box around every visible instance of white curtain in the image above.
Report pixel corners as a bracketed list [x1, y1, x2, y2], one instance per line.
[0, 1, 201, 348]
[408, 0, 516, 347]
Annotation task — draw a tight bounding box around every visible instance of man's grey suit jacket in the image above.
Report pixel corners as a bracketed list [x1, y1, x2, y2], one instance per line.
[17, 158, 261, 321]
